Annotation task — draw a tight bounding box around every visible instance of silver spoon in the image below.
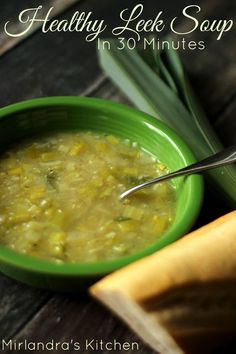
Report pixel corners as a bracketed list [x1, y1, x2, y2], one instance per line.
[120, 145, 236, 200]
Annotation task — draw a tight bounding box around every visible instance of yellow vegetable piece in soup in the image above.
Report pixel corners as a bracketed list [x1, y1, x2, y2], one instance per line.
[0, 132, 176, 263]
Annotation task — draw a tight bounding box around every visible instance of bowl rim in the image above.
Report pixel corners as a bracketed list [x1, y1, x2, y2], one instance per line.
[0, 96, 204, 276]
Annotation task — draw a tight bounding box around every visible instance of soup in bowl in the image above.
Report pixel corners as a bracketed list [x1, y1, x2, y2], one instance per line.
[0, 97, 203, 291]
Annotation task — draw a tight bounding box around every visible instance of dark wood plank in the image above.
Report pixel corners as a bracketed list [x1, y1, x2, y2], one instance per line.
[0, 274, 51, 341]
[215, 95, 236, 146]
[8, 294, 156, 354]
[177, 0, 236, 127]
[0, 0, 80, 55]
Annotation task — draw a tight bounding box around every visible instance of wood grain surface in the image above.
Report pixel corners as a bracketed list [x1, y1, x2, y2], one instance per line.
[0, 0, 235, 353]
[0, 0, 80, 55]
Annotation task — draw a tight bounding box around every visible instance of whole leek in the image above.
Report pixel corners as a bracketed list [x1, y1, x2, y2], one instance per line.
[97, 39, 236, 207]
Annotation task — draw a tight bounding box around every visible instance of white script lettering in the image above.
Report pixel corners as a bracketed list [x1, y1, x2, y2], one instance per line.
[4, 6, 107, 41]
[170, 5, 233, 40]
[112, 4, 164, 40]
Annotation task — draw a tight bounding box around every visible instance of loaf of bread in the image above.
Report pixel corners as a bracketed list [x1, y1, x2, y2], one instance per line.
[90, 211, 236, 354]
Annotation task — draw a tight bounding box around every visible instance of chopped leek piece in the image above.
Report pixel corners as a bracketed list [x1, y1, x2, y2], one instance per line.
[114, 216, 132, 222]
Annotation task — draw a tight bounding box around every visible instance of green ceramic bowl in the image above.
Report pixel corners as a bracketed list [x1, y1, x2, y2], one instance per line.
[0, 97, 203, 291]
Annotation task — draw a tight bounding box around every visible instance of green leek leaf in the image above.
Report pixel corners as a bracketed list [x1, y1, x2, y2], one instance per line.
[97, 39, 236, 207]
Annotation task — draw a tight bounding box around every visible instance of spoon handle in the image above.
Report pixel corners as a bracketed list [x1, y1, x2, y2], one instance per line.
[120, 145, 236, 200]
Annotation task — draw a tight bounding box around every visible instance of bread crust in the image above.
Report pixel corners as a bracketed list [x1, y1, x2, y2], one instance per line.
[90, 211, 236, 354]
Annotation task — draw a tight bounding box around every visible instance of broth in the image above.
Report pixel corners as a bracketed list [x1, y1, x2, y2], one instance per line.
[0, 131, 176, 263]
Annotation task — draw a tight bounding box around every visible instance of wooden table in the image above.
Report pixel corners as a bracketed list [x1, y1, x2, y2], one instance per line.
[0, 1, 235, 353]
